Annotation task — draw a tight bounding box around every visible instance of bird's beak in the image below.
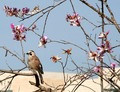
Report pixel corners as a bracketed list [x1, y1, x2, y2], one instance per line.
[26, 53, 29, 55]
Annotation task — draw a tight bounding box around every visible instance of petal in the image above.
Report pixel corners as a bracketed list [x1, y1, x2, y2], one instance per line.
[95, 57, 98, 62]
[43, 35, 48, 40]
[99, 33, 104, 38]
[110, 62, 117, 68]
[38, 42, 43, 47]
[10, 23, 15, 29]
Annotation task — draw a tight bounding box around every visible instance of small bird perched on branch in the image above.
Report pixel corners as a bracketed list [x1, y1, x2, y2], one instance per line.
[26, 50, 44, 87]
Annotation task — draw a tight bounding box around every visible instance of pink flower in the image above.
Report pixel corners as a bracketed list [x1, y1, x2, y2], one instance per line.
[89, 51, 99, 62]
[19, 24, 27, 33]
[31, 24, 37, 31]
[99, 31, 109, 39]
[22, 7, 29, 14]
[50, 56, 61, 63]
[27, 6, 40, 15]
[66, 13, 81, 26]
[97, 44, 105, 54]
[105, 40, 111, 52]
[10, 23, 27, 41]
[110, 62, 117, 69]
[38, 36, 48, 47]
[62, 48, 72, 55]
[4, 6, 30, 17]
[10, 23, 15, 29]
[93, 66, 101, 73]
[4, 6, 20, 17]
[97, 40, 112, 55]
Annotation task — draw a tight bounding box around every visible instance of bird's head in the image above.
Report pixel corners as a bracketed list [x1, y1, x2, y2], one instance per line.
[26, 50, 36, 57]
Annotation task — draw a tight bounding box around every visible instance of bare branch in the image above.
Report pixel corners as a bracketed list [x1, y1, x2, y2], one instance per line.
[0, 69, 34, 76]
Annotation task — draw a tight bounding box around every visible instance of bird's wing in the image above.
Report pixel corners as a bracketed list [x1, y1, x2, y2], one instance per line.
[34, 56, 44, 74]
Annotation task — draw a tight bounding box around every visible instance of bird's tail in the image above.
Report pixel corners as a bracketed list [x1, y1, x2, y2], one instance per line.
[38, 70, 44, 84]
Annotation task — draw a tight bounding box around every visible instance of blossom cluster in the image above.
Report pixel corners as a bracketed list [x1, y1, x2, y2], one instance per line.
[88, 31, 117, 73]
[94, 62, 117, 73]
[50, 48, 72, 63]
[66, 13, 81, 26]
[50, 56, 62, 63]
[38, 36, 48, 47]
[4, 6, 41, 18]
[10, 23, 27, 41]
[4, 6, 29, 17]
[62, 48, 72, 55]
[89, 31, 111, 62]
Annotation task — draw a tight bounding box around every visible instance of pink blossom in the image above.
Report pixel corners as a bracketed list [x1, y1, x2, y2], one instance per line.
[97, 40, 112, 55]
[66, 13, 81, 26]
[38, 36, 48, 47]
[105, 40, 111, 52]
[4, 6, 29, 17]
[31, 24, 37, 30]
[93, 66, 101, 73]
[19, 24, 27, 33]
[89, 51, 99, 62]
[22, 7, 29, 14]
[10, 23, 27, 41]
[10, 23, 15, 29]
[99, 31, 109, 39]
[4, 6, 20, 17]
[62, 48, 72, 55]
[50, 56, 62, 63]
[110, 62, 117, 69]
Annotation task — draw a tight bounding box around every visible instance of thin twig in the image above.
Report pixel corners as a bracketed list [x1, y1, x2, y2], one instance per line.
[79, 0, 120, 33]
[79, 24, 98, 46]
[0, 46, 23, 62]
[69, 0, 76, 13]
[42, 11, 50, 36]
[0, 69, 35, 76]
[20, 41, 25, 64]
[28, 0, 66, 30]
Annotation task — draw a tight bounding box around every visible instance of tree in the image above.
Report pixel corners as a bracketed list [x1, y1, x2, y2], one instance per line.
[0, 0, 120, 92]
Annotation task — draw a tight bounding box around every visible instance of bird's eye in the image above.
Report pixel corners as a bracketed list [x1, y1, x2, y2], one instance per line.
[29, 52, 32, 55]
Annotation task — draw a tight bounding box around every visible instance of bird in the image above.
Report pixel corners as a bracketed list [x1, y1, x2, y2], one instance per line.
[26, 50, 44, 86]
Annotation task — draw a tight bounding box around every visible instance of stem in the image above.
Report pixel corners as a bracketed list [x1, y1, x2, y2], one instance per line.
[20, 41, 25, 63]
[69, 0, 76, 13]
[42, 11, 50, 36]
[100, 0, 104, 92]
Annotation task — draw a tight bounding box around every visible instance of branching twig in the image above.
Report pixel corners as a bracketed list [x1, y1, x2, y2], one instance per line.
[0, 46, 23, 62]
[0, 69, 35, 76]
[79, 0, 120, 33]
[42, 11, 50, 36]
